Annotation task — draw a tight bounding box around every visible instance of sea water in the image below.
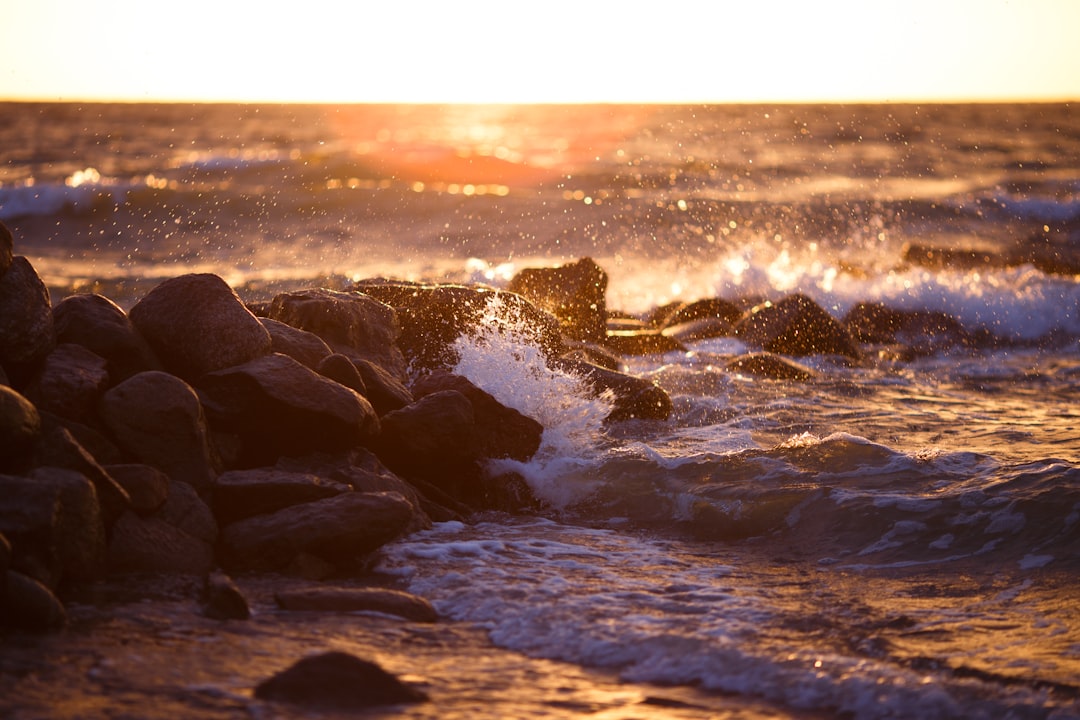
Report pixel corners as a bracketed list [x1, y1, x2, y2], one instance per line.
[2, 102, 1078, 717]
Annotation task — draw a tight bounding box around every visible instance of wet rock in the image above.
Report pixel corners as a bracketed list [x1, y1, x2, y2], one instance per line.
[902, 242, 997, 271]
[275, 586, 438, 623]
[218, 491, 415, 572]
[658, 297, 744, 327]
[355, 281, 562, 372]
[0, 384, 40, 473]
[843, 302, 969, 355]
[508, 257, 608, 343]
[23, 344, 109, 424]
[605, 330, 685, 356]
[412, 371, 542, 463]
[0, 256, 55, 387]
[316, 353, 367, 396]
[104, 464, 169, 515]
[725, 353, 816, 381]
[198, 353, 379, 466]
[661, 317, 736, 343]
[1, 570, 67, 632]
[267, 288, 407, 380]
[0, 221, 13, 277]
[99, 371, 215, 492]
[559, 341, 623, 371]
[0, 469, 107, 587]
[127, 273, 271, 381]
[553, 356, 672, 422]
[735, 294, 860, 358]
[211, 468, 348, 526]
[353, 358, 413, 416]
[52, 293, 161, 382]
[34, 414, 131, 528]
[202, 569, 250, 620]
[254, 651, 427, 709]
[107, 511, 215, 576]
[260, 317, 333, 370]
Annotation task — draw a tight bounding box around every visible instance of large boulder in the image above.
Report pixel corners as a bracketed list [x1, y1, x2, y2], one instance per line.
[656, 297, 744, 328]
[127, 273, 271, 381]
[52, 293, 162, 382]
[260, 317, 333, 370]
[198, 353, 380, 466]
[218, 491, 415, 572]
[267, 288, 407, 380]
[99, 371, 216, 492]
[843, 302, 969, 355]
[0, 384, 40, 473]
[107, 512, 216, 576]
[275, 586, 437, 623]
[354, 281, 563, 372]
[508, 257, 608, 343]
[734, 294, 860, 358]
[211, 468, 348, 526]
[0, 256, 55, 387]
[105, 464, 170, 515]
[553, 356, 672, 422]
[254, 651, 427, 709]
[23, 344, 110, 425]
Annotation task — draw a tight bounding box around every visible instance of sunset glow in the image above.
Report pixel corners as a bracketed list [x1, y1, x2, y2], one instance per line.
[4, 0, 1079, 103]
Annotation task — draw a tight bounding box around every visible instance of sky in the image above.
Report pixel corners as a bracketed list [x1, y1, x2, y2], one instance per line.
[3, 0, 1078, 104]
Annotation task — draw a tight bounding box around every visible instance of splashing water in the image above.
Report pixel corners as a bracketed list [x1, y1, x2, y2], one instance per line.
[452, 295, 615, 507]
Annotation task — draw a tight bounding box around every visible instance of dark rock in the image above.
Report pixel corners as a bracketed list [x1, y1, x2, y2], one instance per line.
[725, 353, 816, 381]
[0, 221, 13, 277]
[105, 464, 170, 515]
[260, 317, 333, 370]
[254, 651, 427, 708]
[1010, 224, 1080, 275]
[127, 273, 271, 381]
[34, 414, 130, 528]
[0, 532, 10, 575]
[316, 353, 367, 396]
[0, 256, 55, 387]
[48, 415, 123, 466]
[0, 469, 107, 587]
[508, 257, 608, 343]
[553, 356, 672, 422]
[412, 371, 542, 462]
[202, 569, 250, 620]
[156, 476, 217, 545]
[24, 344, 109, 424]
[275, 586, 437, 622]
[355, 281, 562, 372]
[661, 317, 736, 343]
[0, 384, 40, 473]
[902, 242, 997, 271]
[843, 302, 969, 355]
[107, 511, 215, 575]
[659, 297, 744, 327]
[52, 293, 161, 382]
[267, 288, 407, 380]
[605, 330, 685, 356]
[211, 468, 348, 526]
[198, 353, 379, 466]
[559, 342, 623, 371]
[99, 371, 215, 492]
[1, 570, 67, 632]
[735, 294, 860, 358]
[353, 358, 413, 416]
[218, 491, 415, 572]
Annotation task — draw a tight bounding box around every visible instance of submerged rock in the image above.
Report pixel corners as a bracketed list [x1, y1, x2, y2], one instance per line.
[735, 294, 860, 358]
[255, 651, 427, 709]
[202, 569, 250, 620]
[508, 257, 608, 343]
[725, 353, 816, 381]
[275, 586, 438, 622]
[553, 356, 672, 422]
[128, 273, 271, 381]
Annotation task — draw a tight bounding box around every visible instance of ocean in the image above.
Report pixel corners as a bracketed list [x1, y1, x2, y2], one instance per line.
[2, 102, 1079, 718]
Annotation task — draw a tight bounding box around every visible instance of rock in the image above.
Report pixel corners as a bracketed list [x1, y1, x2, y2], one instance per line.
[902, 242, 997, 271]
[261, 317, 333, 370]
[412, 371, 542, 462]
[355, 281, 562, 372]
[661, 317, 736, 343]
[0, 469, 107, 587]
[1, 570, 67, 632]
[202, 569, 250, 620]
[658, 297, 744, 327]
[198, 353, 380, 466]
[211, 468, 348, 526]
[267, 288, 407, 380]
[104, 464, 170, 515]
[734, 294, 860, 358]
[725, 353, 816, 381]
[0, 532, 10, 575]
[254, 651, 427, 709]
[353, 358, 413, 416]
[553, 356, 672, 422]
[127, 273, 271, 381]
[0, 384, 40, 473]
[218, 491, 415, 572]
[106, 511, 215, 575]
[99, 371, 215, 492]
[0, 256, 55, 387]
[52, 293, 162, 382]
[316, 353, 367, 396]
[605, 330, 685, 356]
[34, 414, 131, 528]
[0, 221, 13, 277]
[275, 586, 437, 622]
[843, 302, 969, 355]
[156, 476, 217, 545]
[508, 257, 608, 343]
[24, 344, 110, 424]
